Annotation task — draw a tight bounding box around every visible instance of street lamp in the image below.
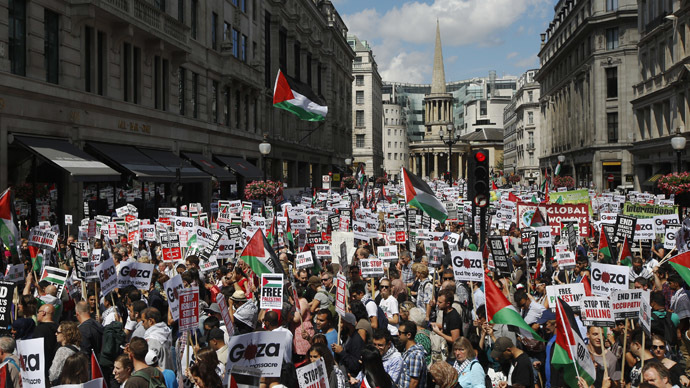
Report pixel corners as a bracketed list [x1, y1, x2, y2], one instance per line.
[671, 132, 686, 173]
[439, 123, 461, 184]
[259, 135, 271, 181]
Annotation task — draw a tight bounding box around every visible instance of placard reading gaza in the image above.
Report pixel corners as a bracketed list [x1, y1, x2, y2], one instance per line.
[612, 289, 648, 319]
[223, 331, 286, 378]
[95, 258, 117, 296]
[451, 251, 484, 282]
[590, 262, 629, 296]
[17, 338, 45, 388]
[546, 283, 586, 312]
[117, 262, 155, 290]
[580, 297, 615, 327]
[164, 275, 184, 321]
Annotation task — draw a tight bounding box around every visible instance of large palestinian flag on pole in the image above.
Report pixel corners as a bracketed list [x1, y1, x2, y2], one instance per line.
[239, 229, 284, 278]
[484, 273, 543, 341]
[401, 167, 448, 222]
[597, 224, 613, 263]
[273, 69, 328, 121]
[670, 251, 690, 285]
[552, 298, 595, 387]
[0, 188, 18, 256]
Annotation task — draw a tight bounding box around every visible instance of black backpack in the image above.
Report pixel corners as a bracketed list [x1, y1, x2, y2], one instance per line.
[651, 311, 677, 346]
[365, 299, 389, 329]
[469, 359, 493, 388]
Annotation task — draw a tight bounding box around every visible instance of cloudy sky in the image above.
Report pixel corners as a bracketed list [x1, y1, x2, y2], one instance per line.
[333, 0, 559, 83]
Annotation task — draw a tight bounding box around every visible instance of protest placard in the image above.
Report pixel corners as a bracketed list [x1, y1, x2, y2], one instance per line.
[546, 283, 586, 312]
[536, 226, 551, 248]
[640, 290, 652, 335]
[223, 332, 286, 378]
[260, 273, 284, 310]
[40, 267, 68, 298]
[378, 245, 398, 262]
[0, 282, 14, 327]
[164, 275, 184, 321]
[95, 258, 117, 296]
[614, 215, 636, 243]
[117, 262, 155, 290]
[335, 274, 347, 316]
[488, 236, 511, 275]
[590, 262, 629, 296]
[295, 251, 314, 269]
[526, 231, 538, 262]
[580, 297, 615, 327]
[634, 219, 655, 240]
[360, 258, 384, 278]
[297, 357, 329, 388]
[17, 338, 46, 388]
[28, 229, 57, 250]
[611, 289, 648, 320]
[178, 286, 199, 332]
[451, 251, 484, 282]
[314, 244, 332, 260]
[557, 251, 576, 270]
[215, 293, 234, 339]
[5, 264, 24, 283]
[424, 240, 444, 266]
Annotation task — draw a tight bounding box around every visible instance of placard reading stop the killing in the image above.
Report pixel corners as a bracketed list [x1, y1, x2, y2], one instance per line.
[580, 296, 615, 327]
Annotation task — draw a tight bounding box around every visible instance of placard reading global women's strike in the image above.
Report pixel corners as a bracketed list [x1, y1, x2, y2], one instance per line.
[260, 274, 284, 310]
[580, 297, 615, 327]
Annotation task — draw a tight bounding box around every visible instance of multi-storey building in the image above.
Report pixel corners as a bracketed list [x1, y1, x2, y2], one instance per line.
[382, 96, 408, 182]
[504, 70, 541, 184]
[536, 0, 639, 191]
[349, 35, 383, 178]
[1, 0, 353, 221]
[630, 0, 690, 190]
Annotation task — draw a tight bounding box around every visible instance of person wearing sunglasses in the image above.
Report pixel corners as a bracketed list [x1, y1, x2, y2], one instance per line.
[378, 278, 400, 335]
[650, 334, 689, 387]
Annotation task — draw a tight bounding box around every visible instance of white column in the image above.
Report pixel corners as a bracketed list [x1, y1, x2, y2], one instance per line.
[434, 153, 439, 179]
[421, 155, 426, 178]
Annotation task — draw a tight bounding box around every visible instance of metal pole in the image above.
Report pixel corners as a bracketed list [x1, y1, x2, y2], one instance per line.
[448, 137, 452, 185]
[263, 155, 267, 181]
[678, 150, 682, 174]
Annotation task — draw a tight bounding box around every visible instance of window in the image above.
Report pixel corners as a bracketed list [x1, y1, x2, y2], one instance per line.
[356, 75, 364, 86]
[356, 134, 365, 148]
[356, 110, 365, 127]
[394, 154, 397, 160]
[191, 0, 197, 39]
[241, 35, 247, 62]
[387, 141, 391, 148]
[9, 0, 27, 76]
[231, 0, 238, 6]
[480, 101, 487, 116]
[235, 90, 241, 127]
[528, 91, 533, 102]
[211, 12, 217, 50]
[232, 29, 239, 58]
[659, 42, 666, 72]
[264, 12, 271, 88]
[155, 0, 165, 11]
[607, 112, 618, 142]
[211, 80, 218, 123]
[388, 153, 391, 160]
[224, 22, 230, 41]
[606, 67, 618, 98]
[178, 67, 186, 115]
[224, 87, 230, 125]
[85, 26, 93, 92]
[44, 9, 59, 84]
[191, 72, 198, 118]
[178, 0, 184, 22]
[387, 128, 391, 135]
[317, 61, 322, 94]
[240, 0, 246, 13]
[606, 28, 619, 50]
[123, 43, 131, 102]
[306, 53, 312, 86]
[606, 0, 618, 11]
[279, 28, 287, 71]
[356, 91, 364, 104]
[244, 94, 249, 130]
[528, 112, 534, 124]
[294, 42, 301, 81]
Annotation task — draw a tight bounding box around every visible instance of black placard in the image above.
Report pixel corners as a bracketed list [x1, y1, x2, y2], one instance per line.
[307, 232, 322, 245]
[614, 215, 637, 243]
[0, 282, 14, 327]
[488, 236, 512, 275]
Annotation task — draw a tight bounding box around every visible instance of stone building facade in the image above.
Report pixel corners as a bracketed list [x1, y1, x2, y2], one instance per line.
[382, 98, 408, 182]
[504, 70, 542, 184]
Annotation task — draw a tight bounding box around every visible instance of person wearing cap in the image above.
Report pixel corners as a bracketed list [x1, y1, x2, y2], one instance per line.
[207, 328, 228, 368]
[228, 290, 257, 335]
[331, 312, 364, 379]
[124, 337, 167, 388]
[141, 307, 174, 371]
[491, 336, 533, 388]
[263, 310, 292, 363]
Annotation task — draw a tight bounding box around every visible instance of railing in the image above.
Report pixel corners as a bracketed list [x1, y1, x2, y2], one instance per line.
[98, 0, 189, 47]
[526, 142, 535, 150]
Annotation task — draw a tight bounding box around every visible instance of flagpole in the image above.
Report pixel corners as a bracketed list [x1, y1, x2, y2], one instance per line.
[555, 299, 581, 381]
[621, 318, 629, 384]
[598, 330, 608, 377]
[640, 333, 646, 382]
[656, 247, 677, 266]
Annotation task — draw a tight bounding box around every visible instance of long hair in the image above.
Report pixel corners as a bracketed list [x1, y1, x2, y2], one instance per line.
[58, 352, 90, 385]
[307, 344, 336, 376]
[360, 345, 393, 388]
[189, 361, 223, 388]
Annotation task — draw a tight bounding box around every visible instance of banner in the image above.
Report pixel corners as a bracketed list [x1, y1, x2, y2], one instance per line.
[117, 262, 155, 290]
[580, 297, 615, 327]
[95, 258, 117, 296]
[451, 251, 484, 282]
[297, 357, 329, 388]
[612, 289, 648, 320]
[546, 283, 586, 312]
[623, 202, 678, 218]
[17, 337, 46, 388]
[224, 332, 286, 378]
[164, 275, 184, 321]
[516, 203, 589, 237]
[360, 258, 384, 278]
[549, 189, 593, 216]
[260, 273, 284, 310]
[0, 282, 14, 327]
[178, 286, 200, 332]
[590, 262, 629, 296]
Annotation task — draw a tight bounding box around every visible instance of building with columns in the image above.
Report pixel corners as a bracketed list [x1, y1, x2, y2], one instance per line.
[349, 35, 383, 178]
[535, 0, 639, 191]
[630, 0, 690, 191]
[0, 0, 353, 222]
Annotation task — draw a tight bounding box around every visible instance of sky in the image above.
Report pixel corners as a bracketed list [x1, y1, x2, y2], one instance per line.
[333, 0, 559, 83]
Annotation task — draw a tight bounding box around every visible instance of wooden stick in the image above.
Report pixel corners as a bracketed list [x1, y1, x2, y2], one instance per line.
[621, 319, 628, 383]
[599, 329, 608, 377]
[337, 313, 342, 346]
[94, 281, 101, 321]
[657, 247, 677, 266]
[641, 333, 646, 382]
[186, 332, 191, 367]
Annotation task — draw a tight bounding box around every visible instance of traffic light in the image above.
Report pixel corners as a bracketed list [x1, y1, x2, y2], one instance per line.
[468, 149, 490, 208]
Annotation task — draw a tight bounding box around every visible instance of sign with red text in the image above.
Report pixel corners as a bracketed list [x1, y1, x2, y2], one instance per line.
[178, 287, 199, 332]
[360, 258, 384, 277]
[580, 296, 615, 327]
[451, 250, 484, 282]
[260, 274, 284, 310]
[546, 283, 586, 312]
[335, 274, 347, 316]
[612, 289, 648, 320]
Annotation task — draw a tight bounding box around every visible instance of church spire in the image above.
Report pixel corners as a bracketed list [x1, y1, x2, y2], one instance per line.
[431, 20, 447, 94]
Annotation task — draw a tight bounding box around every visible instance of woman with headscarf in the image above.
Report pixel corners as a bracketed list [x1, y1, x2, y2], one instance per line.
[429, 361, 461, 388]
[11, 318, 35, 340]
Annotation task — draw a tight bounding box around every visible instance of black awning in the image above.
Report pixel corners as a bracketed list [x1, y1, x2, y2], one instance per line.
[214, 156, 263, 180]
[12, 135, 120, 182]
[182, 152, 236, 182]
[142, 148, 209, 182]
[87, 142, 176, 182]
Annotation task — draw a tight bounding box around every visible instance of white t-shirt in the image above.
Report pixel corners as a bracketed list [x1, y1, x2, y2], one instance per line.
[378, 295, 399, 335]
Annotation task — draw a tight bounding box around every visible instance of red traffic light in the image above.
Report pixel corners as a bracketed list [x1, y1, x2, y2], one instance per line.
[475, 152, 487, 162]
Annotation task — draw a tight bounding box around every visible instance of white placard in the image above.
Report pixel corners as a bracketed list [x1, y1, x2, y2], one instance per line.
[590, 262, 629, 296]
[451, 250, 484, 282]
[295, 251, 314, 269]
[546, 283, 586, 311]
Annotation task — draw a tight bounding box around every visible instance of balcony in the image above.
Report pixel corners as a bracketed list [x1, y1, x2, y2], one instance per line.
[70, 0, 190, 52]
[526, 142, 535, 151]
[353, 62, 377, 72]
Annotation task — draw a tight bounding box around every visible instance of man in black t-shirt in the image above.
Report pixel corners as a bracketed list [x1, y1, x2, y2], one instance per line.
[492, 336, 534, 387]
[431, 288, 461, 363]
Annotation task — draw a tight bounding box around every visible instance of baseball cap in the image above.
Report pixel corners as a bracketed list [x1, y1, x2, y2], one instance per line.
[536, 310, 556, 324]
[490, 336, 514, 360]
[208, 327, 225, 341]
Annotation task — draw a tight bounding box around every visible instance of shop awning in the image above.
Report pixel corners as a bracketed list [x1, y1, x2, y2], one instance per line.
[182, 152, 236, 182]
[142, 148, 209, 182]
[643, 173, 665, 186]
[12, 135, 120, 182]
[87, 142, 176, 182]
[214, 156, 263, 180]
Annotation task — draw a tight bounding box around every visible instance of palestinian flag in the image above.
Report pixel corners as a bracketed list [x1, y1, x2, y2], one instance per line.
[555, 196, 564, 204]
[581, 275, 592, 296]
[282, 207, 295, 252]
[492, 180, 498, 190]
[401, 167, 448, 223]
[356, 163, 367, 187]
[266, 214, 278, 249]
[597, 225, 613, 263]
[239, 229, 284, 277]
[508, 192, 519, 203]
[91, 350, 107, 388]
[0, 188, 18, 257]
[669, 251, 690, 285]
[29, 246, 42, 272]
[552, 298, 596, 387]
[543, 180, 550, 203]
[619, 237, 632, 266]
[554, 162, 562, 176]
[273, 69, 327, 121]
[41, 266, 68, 287]
[530, 207, 546, 227]
[484, 273, 544, 341]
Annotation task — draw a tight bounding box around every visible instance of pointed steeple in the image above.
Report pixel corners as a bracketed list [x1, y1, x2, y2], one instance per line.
[431, 20, 447, 94]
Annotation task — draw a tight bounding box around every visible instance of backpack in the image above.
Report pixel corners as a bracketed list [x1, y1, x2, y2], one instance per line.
[318, 290, 336, 318]
[469, 360, 493, 388]
[651, 311, 677, 347]
[131, 367, 167, 388]
[365, 299, 389, 330]
[100, 321, 126, 368]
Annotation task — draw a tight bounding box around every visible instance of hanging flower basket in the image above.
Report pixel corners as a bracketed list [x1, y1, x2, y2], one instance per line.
[553, 175, 575, 189]
[341, 176, 356, 189]
[657, 172, 690, 196]
[244, 180, 281, 201]
[507, 174, 521, 183]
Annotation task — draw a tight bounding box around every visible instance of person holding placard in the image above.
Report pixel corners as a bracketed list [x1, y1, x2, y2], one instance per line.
[586, 326, 621, 385]
[628, 331, 656, 388]
[307, 344, 347, 388]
